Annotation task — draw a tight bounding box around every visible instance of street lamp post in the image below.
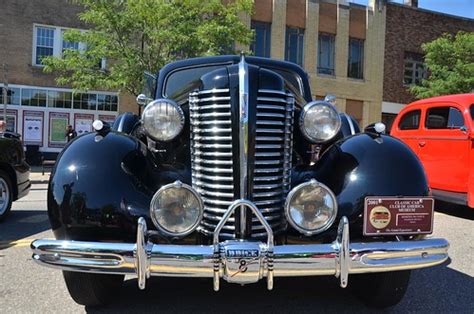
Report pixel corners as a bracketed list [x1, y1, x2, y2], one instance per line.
[2, 64, 7, 125]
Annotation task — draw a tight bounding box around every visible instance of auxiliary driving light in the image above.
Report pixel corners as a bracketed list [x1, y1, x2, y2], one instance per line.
[285, 180, 338, 236]
[150, 181, 203, 237]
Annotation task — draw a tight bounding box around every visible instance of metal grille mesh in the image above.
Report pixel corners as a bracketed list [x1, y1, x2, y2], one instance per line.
[189, 88, 294, 238]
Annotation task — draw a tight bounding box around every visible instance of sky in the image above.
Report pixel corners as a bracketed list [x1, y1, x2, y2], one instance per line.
[350, 0, 474, 19]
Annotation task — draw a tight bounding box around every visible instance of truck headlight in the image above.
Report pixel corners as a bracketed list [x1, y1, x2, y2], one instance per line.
[299, 101, 341, 143]
[150, 181, 203, 237]
[285, 180, 338, 236]
[142, 99, 184, 141]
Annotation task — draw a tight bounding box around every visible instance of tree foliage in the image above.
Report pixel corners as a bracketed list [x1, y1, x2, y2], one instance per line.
[43, 0, 254, 96]
[410, 31, 474, 99]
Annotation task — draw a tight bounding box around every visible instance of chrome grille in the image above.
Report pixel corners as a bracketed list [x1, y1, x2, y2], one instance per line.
[189, 88, 294, 238]
[251, 89, 294, 237]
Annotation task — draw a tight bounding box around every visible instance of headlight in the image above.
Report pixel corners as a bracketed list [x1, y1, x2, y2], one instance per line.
[285, 180, 338, 236]
[142, 99, 184, 141]
[299, 101, 341, 143]
[150, 181, 203, 237]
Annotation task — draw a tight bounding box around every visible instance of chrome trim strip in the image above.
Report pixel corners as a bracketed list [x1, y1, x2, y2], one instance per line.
[31, 215, 449, 291]
[194, 88, 230, 95]
[344, 113, 356, 135]
[238, 54, 249, 236]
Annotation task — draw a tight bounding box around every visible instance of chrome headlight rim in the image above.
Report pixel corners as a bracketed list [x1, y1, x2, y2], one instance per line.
[299, 100, 342, 143]
[284, 179, 338, 236]
[149, 181, 204, 238]
[141, 98, 185, 142]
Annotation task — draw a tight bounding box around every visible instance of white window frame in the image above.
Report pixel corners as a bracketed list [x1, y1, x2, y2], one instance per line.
[32, 24, 104, 69]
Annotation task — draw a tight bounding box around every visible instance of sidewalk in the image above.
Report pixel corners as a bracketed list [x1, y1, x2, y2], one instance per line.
[30, 166, 50, 184]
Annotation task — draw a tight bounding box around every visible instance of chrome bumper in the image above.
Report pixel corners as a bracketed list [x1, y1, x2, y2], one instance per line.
[31, 200, 449, 291]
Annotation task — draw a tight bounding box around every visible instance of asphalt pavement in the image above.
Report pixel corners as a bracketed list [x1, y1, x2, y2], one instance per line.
[0, 182, 473, 313]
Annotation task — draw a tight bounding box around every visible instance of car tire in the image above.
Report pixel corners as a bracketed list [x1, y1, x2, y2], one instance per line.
[0, 170, 13, 222]
[63, 271, 124, 307]
[350, 270, 411, 309]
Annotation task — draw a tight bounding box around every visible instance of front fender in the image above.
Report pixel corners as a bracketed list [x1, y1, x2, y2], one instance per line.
[308, 133, 429, 223]
[48, 131, 154, 241]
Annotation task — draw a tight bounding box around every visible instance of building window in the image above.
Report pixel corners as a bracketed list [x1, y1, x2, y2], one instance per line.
[62, 30, 80, 53]
[35, 27, 55, 65]
[48, 91, 72, 108]
[0, 87, 21, 105]
[425, 107, 464, 129]
[398, 110, 421, 130]
[404, 53, 427, 85]
[318, 33, 335, 75]
[2, 85, 118, 112]
[21, 88, 47, 107]
[285, 27, 304, 67]
[33, 25, 105, 69]
[251, 21, 271, 58]
[348, 38, 364, 79]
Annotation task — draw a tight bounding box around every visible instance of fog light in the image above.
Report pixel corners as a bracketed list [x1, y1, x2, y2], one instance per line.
[150, 181, 203, 237]
[285, 180, 338, 236]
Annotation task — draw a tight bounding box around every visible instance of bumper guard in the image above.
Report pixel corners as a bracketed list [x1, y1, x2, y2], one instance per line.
[31, 199, 449, 291]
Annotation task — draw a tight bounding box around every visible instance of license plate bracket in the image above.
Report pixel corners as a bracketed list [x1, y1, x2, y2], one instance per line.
[363, 197, 434, 236]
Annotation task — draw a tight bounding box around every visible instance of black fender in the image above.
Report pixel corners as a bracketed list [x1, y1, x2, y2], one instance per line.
[292, 133, 429, 227]
[112, 112, 140, 134]
[47, 131, 156, 241]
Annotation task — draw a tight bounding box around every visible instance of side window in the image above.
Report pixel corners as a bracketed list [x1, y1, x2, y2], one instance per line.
[470, 104, 474, 120]
[425, 106, 464, 129]
[399, 110, 421, 130]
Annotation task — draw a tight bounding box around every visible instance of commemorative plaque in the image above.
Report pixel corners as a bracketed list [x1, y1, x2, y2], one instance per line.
[364, 197, 434, 235]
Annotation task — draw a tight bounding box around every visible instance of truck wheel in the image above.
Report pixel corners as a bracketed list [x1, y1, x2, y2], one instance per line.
[350, 270, 411, 308]
[0, 170, 13, 222]
[63, 271, 124, 307]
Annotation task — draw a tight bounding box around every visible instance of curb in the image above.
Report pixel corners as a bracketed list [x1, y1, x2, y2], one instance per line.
[31, 179, 49, 184]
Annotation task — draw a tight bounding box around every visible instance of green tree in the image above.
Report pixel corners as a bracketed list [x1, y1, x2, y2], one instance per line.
[43, 0, 254, 96]
[410, 31, 474, 99]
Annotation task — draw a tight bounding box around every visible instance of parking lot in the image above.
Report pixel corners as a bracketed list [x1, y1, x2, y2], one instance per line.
[0, 181, 473, 313]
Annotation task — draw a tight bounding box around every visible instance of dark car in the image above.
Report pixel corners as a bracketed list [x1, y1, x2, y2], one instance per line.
[31, 55, 448, 308]
[0, 131, 31, 221]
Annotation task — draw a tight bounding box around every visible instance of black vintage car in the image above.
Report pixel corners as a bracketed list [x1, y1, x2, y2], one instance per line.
[0, 131, 31, 221]
[32, 55, 449, 308]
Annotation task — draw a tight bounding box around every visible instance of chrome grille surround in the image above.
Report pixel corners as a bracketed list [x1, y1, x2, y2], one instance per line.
[189, 87, 294, 239]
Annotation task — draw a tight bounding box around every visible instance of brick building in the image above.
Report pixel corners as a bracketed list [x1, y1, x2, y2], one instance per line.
[381, 0, 474, 130]
[0, 0, 135, 154]
[246, 0, 386, 128]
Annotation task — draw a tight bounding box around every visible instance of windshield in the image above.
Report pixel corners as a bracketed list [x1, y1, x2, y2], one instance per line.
[164, 63, 304, 100]
[470, 104, 474, 120]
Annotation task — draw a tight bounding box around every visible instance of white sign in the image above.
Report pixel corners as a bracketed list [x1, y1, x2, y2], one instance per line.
[75, 118, 92, 136]
[24, 116, 43, 142]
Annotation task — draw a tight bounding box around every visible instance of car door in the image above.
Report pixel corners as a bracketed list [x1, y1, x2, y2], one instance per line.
[391, 108, 423, 155]
[417, 103, 470, 193]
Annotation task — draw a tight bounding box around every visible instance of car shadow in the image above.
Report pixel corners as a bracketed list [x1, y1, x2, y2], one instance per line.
[85, 262, 472, 313]
[0, 210, 51, 250]
[435, 200, 474, 220]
